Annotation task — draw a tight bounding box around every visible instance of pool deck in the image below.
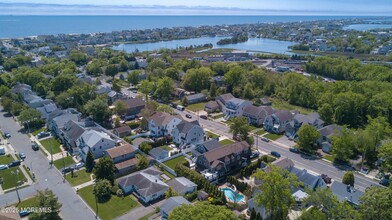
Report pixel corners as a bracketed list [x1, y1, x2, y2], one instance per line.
[220, 184, 247, 204]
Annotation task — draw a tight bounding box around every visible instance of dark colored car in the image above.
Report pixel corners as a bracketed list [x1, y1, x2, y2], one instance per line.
[185, 114, 192, 119]
[19, 210, 30, 217]
[379, 178, 390, 187]
[250, 151, 260, 159]
[19, 152, 26, 160]
[8, 160, 21, 168]
[32, 143, 39, 151]
[289, 147, 299, 153]
[4, 132, 11, 138]
[62, 167, 74, 174]
[321, 174, 332, 184]
[37, 131, 50, 139]
[261, 137, 270, 142]
[200, 115, 208, 120]
[271, 151, 281, 158]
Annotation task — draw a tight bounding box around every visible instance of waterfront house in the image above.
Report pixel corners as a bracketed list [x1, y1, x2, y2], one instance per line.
[117, 167, 168, 203]
[264, 110, 294, 134]
[196, 141, 251, 179]
[243, 105, 274, 126]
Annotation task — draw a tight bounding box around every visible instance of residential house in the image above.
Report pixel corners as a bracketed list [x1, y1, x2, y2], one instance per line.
[204, 101, 219, 113]
[167, 177, 197, 195]
[148, 112, 183, 137]
[222, 98, 252, 120]
[123, 97, 146, 120]
[317, 124, 342, 153]
[12, 82, 32, 96]
[78, 130, 116, 162]
[149, 147, 170, 160]
[104, 142, 138, 176]
[215, 93, 235, 111]
[172, 120, 204, 147]
[196, 141, 251, 179]
[107, 91, 121, 103]
[211, 76, 224, 87]
[330, 181, 364, 206]
[113, 125, 132, 138]
[173, 88, 186, 99]
[289, 167, 327, 191]
[96, 85, 111, 95]
[117, 167, 168, 203]
[184, 93, 207, 105]
[192, 139, 221, 160]
[248, 190, 269, 220]
[286, 113, 324, 140]
[60, 120, 86, 152]
[262, 157, 294, 173]
[36, 103, 58, 119]
[48, 110, 81, 137]
[160, 196, 191, 219]
[264, 110, 294, 134]
[259, 97, 272, 106]
[243, 105, 274, 126]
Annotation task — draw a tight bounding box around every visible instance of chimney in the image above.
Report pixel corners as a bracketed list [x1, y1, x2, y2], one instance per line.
[155, 179, 157, 182]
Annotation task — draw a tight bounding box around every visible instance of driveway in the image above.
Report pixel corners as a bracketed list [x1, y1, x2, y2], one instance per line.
[275, 136, 296, 147]
[0, 107, 96, 219]
[115, 198, 167, 220]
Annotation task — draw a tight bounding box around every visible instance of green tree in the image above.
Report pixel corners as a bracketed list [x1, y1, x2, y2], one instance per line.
[298, 207, 327, 220]
[229, 117, 252, 144]
[11, 102, 25, 116]
[378, 141, 392, 171]
[252, 165, 299, 220]
[1, 97, 14, 113]
[51, 74, 76, 95]
[182, 67, 212, 92]
[93, 179, 112, 202]
[359, 186, 392, 220]
[157, 104, 175, 114]
[138, 80, 153, 100]
[105, 64, 119, 79]
[114, 100, 127, 116]
[209, 82, 217, 98]
[154, 77, 174, 102]
[69, 50, 87, 65]
[85, 150, 95, 172]
[342, 171, 355, 187]
[84, 97, 111, 123]
[112, 78, 122, 93]
[137, 155, 149, 170]
[298, 124, 320, 152]
[94, 156, 116, 185]
[18, 108, 42, 128]
[318, 103, 334, 125]
[165, 187, 179, 198]
[331, 127, 355, 162]
[29, 189, 62, 220]
[169, 202, 237, 220]
[139, 142, 152, 154]
[243, 83, 254, 100]
[127, 70, 141, 86]
[165, 67, 179, 80]
[119, 59, 129, 72]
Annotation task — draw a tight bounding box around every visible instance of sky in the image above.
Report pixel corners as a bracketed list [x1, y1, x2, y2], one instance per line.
[1, 0, 392, 15]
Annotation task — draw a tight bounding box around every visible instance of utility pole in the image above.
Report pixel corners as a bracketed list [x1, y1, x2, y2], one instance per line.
[62, 152, 66, 181]
[94, 192, 99, 219]
[50, 142, 53, 167]
[12, 170, 21, 203]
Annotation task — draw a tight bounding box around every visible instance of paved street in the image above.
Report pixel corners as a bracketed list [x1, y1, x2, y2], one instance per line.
[177, 109, 379, 192]
[0, 107, 96, 219]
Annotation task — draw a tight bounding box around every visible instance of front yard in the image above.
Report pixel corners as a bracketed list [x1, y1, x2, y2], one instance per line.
[256, 129, 266, 135]
[185, 102, 207, 112]
[219, 139, 235, 146]
[40, 138, 62, 154]
[206, 131, 220, 139]
[66, 170, 93, 186]
[31, 127, 46, 136]
[163, 156, 187, 170]
[0, 155, 27, 190]
[53, 156, 75, 170]
[78, 185, 139, 220]
[264, 133, 283, 141]
[159, 145, 172, 151]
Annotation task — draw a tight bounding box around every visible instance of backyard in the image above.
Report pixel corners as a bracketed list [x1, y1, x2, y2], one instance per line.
[159, 145, 172, 151]
[53, 156, 75, 170]
[66, 170, 94, 186]
[163, 156, 187, 170]
[78, 185, 139, 220]
[185, 102, 207, 112]
[40, 138, 62, 154]
[0, 155, 27, 190]
[264, 133, 283, 141]
[219, 139, 235, 146]
[270, 97, 313, 115]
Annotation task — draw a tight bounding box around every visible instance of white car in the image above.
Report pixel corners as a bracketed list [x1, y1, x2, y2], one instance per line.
[74, 162, 85, 170]
[0, 164, 9, 170]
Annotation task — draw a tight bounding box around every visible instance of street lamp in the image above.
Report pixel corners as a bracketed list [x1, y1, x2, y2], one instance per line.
[50, 142, 53, 167]
[94, 191, 99, 219]
[62, 152, 66, 181]
[11, 169, 21, 203]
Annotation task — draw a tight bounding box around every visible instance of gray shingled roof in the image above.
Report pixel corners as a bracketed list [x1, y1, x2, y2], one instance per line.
[64, 120, 85, 143]
[318, 124, 342, 137]
[176, 120, 200, 134]
[167, 177, 197, 194]
[204, 141, 250, 166]
[274, 110, 294, 122]
[330, 181, 364, 205]
[160, 196, 190, 215]
[185, 93, 206, 101]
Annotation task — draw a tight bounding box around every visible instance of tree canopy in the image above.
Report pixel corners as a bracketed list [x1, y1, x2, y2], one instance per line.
[169, 202, 237, 220]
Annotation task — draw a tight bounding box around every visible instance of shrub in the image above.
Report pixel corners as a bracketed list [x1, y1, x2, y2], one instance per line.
[126, 121, 141, 129]
[110, 185, 120, 195]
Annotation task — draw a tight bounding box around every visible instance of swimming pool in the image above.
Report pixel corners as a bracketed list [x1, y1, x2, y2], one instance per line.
[221, 187, 245, 203]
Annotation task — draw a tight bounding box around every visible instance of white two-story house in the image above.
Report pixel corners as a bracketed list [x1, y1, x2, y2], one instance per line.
[172, 120, 204, 148]
[223, 98, 252, 120]
[264, 110, 294, 134]
[78, 130, 116, 162]
[148, 112, 183, 137]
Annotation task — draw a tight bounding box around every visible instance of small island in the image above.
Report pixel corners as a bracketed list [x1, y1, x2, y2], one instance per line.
[217, 35, 249, 45]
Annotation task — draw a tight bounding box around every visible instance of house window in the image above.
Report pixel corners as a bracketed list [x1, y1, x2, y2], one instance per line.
[93, 147, 95, 151]
[100, 146, 102, 149]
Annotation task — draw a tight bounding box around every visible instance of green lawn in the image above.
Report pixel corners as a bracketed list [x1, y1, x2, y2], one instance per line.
[31, 127, 46, 136]
[79, 185, 139, 220]
[40, 138, 62, 154]
[206, 131, 220, 139]
[160, 145, 172, 151]
[161, 169, 176, 180]
[66, 170, 93, 186]
[14, 196, 39, 208]
[264, 133, 282, 141]
[211, 113, 224, 119]
[0, 166, 26, 190]
[323, 154, 335, 163]
[219, 139, 235, 146]
[270, 97, 313, 115]
[256, 129, 266, 135]
[163, 156, 187, 170]
[0, 154, 13, 164]
[53, 156, 75, 170]
[186, 102, 207, 112]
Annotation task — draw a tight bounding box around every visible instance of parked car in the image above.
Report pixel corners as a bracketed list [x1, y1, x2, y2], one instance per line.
[74, 162, 85, 170]
[289, 147, 299, 153]
[185, 114, 192, 119]
[360, 166, 369, 174]
[37, 131, 50, 139]
[270, 151, 281, 158]
[19, 210, 30, 217]
[379, 178, 390, 187]
[32, 143, 39, 151]
[19, 152, 26, 160]
[250, 151, 260, 159]
[0, 164, 9, 170]
[321, 174, 332, 184]
[200, 115, 208, 120]
[261, 137, 270, 142]
[8, 160, 21, 168]
[62, 167, 74, 174]
[4, 132, 11, 138]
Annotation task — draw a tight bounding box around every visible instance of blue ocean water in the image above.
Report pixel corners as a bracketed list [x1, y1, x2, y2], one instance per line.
[0, 15, 365, 39]
[343, 24, 392, 31]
